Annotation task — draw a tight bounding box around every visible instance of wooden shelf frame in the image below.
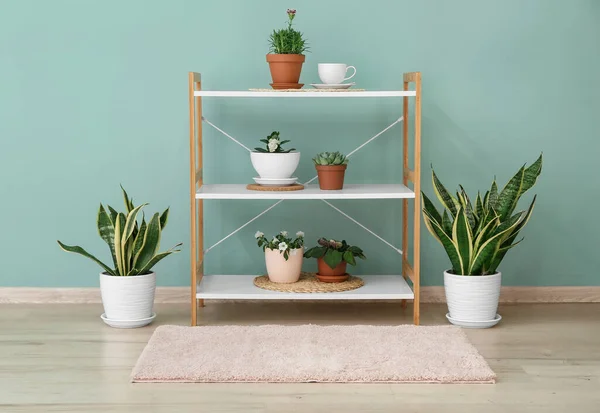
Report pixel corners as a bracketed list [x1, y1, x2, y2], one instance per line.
[188, 72, 422, 325]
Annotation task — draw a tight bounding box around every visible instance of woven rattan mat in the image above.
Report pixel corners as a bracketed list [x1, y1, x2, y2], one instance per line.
[246, 183, 304, 191]
[249, 88, 366, 92]
[254, 272, 364, 293]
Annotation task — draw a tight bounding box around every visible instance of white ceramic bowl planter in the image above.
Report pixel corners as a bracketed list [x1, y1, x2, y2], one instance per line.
[251, 151, 301, 179]
[100, 272, 157, 328]
[444, 271, 502, 328]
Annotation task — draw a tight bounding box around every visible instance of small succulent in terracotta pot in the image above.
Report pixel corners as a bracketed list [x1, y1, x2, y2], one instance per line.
[266, 9, 310, 89]
[313, 151, 349, 190]
[304, 237, 366, 283]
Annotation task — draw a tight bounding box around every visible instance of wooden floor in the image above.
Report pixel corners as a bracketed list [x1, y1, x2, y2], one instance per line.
[1, 302, 599, 412]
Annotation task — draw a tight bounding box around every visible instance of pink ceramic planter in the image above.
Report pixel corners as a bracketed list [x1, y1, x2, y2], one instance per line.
[264, 247, 304, 283]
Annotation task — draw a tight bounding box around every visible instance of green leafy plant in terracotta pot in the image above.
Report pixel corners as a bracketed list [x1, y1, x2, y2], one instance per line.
[266, 9, 309, 89]
[304, 238, 366, 283]
[421, 154, 542, 328]
[313, 151, 349, 190]
[57, 186, 182, 328]
[255, 230, 305, 283]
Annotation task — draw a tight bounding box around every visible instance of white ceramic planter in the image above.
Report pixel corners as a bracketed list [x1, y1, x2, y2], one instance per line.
[99, 272, 156, 328]
[250, 151, 301, 179]
[444, 271, 501, 327]
[264, 247, 303, 283]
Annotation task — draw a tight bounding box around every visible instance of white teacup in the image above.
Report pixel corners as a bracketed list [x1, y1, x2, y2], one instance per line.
[318, 63, 356, 85]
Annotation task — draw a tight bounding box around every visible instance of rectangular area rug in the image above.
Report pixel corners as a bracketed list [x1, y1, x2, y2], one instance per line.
[131, 325, 495, 383]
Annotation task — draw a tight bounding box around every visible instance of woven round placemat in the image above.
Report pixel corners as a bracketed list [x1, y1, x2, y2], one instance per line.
[254, 272, 364, 293]
[246, 183, 304, 191]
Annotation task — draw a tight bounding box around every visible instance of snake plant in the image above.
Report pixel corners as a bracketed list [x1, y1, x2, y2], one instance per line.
[312, 151, 349, 166]
[422, 154, 542, 275]
[57, 186, 182, 276]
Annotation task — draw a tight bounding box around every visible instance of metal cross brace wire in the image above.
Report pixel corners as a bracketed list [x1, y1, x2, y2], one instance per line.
[202, 116, 404, 255]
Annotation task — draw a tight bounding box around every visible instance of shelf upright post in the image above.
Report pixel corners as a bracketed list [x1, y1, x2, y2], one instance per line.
[188, 72, 204, 326]
[402, 72, 422, 325]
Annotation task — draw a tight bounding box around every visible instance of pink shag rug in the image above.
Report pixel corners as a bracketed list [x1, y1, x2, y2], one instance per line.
[131, 325, 495, 383]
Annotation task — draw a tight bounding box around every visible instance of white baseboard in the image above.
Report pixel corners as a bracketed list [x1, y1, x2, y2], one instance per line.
[1, 286, 599, 304]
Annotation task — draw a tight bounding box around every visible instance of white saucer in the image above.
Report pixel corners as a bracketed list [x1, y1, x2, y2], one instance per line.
[253, 177, 298, 186]
[310, 83, 355, 89]
[446, 313, 502, 329]
[100, 312, 156, 329]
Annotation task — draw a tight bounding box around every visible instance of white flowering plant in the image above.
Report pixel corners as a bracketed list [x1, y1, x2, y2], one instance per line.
[253, 131, 295, 153]
[255, 230, 305, 260]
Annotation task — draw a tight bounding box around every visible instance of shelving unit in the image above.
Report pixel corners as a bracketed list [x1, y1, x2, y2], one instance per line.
[188, 72, 422, 325]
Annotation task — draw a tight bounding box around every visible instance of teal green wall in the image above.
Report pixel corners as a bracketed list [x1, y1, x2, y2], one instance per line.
[1, 0, 598, 287]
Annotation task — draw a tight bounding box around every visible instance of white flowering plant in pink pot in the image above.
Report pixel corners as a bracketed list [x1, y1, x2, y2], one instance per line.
[255, 230, 304, 283]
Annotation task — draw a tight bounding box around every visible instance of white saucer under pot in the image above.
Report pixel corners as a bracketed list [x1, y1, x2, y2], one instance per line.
[253, 177, 298, 186]
[250, 151, 301, 179]
[100, 312, 156, 329]
[444, 270, 502, 328]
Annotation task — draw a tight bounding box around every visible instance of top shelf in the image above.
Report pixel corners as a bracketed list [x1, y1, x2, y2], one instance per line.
[193, 90, 417, 98]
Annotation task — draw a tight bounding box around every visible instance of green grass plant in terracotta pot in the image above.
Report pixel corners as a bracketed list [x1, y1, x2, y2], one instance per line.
[266, 9, 309, 89]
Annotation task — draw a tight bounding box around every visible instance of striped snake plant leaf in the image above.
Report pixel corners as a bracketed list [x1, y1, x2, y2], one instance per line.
[483, 190, 490, 210]
[452, 207, 473, 275]
[423, 209, 462, 273]
[137, 243, 183, 275]
[432, 170, 459, 218]
[97, 204, 118, 270]
[107, 205, 118, 226]
[122, 204, 147, 247]
[457, 188, 476, 230]
[521, 154, 543, 193]
[57, 241, 116, 276]
[120, 184, 135, 213]
[468, 215, 523, 275]
[496, 166, 525, 220]
[130, 217, 147, 271]
[475, 192, 484, 219]
[489, 180, 499, 209]
[473, 214, 500, 257]
[422, 192, 442, 225]
[113, 213, 126, 276]
[423, 212, 442, 244]
[441, 210, 452, 236]
[132, 213, 161, 274]
[159, 207, 169, 229]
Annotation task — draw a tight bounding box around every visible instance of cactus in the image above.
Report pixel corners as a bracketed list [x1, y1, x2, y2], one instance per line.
[312, 151, 349, 166]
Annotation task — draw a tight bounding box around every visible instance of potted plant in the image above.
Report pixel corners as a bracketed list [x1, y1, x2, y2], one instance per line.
[266, 9, 309, 89]
[304, 238, 366, 283]
[251, 131, 300, 181]
[255, 230, 305, 283]
[313, 151, 349, 190]
[421, 154, 542, 328]
[57, 186, 182, 328]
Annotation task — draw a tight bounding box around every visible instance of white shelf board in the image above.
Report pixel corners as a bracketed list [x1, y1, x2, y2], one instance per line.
[194, 90, 416, 98]
[197, 274, 414, 300]
[196, 184, 414, 200]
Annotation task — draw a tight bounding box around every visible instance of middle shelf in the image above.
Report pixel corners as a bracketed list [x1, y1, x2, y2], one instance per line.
[196, 184, 415, 200]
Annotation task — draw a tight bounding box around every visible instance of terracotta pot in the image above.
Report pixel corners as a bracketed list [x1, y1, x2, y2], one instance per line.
[315, 165, 347, 190]
[264, 247, 303, 283]
[266, 54, 305, 88]
[316, 258, 349, 283]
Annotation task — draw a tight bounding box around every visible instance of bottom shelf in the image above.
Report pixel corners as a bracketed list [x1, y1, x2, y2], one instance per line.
[196, 274, 414, 300]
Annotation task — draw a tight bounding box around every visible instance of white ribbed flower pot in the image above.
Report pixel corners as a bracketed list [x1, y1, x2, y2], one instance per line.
[99, 272, 156, 328]
[444, 271, 501, 327]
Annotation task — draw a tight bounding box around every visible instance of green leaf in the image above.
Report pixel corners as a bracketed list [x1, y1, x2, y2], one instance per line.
[134, 243, 182, 275]
[496, 166, 525, 220]
[159, 207, 169, 229]
[475, 192, 484, 219]
[521, 154, 543, 193]
[458, 187, 476, 230]
[469, 215, 523, 275]
[421, 192, 442, 226]
[97, 204, 118, 270]
[473, 214, 500, 256]
[305, 246, 326, 258]
[489, 180, 499, 208]
[323, 249, 343, 269]
[343, 250, 356, 266]
[441, 210, 452, 236]
[423, 209, 462, 273]
[107, 205, 118, 225]
[122, 204, 147, 246]
[120, 184, 134, 213]
[131, 217, 147, 270]
[423, 214, 442, 244]
[432, 169, 459, 217]
[133, 213, 161, 272]
[57, 241, 116, 276]
[452, 207, 472, 274]
[113, 213, 126, 276]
